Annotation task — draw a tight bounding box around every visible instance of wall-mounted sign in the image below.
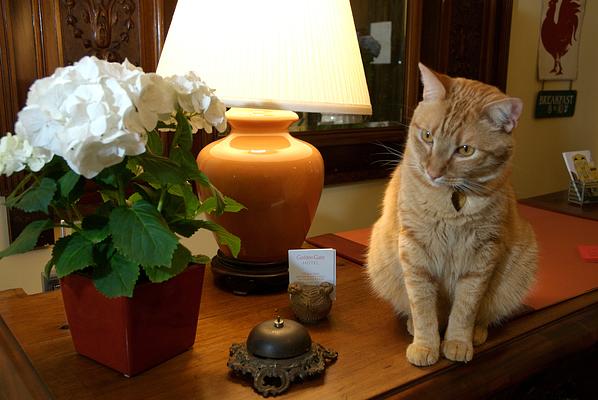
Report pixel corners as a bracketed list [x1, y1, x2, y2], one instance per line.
[535, 90, 577, 118]
[538, 0, 585, 80]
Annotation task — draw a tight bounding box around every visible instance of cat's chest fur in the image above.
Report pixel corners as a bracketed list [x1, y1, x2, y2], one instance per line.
[399, 185, 502, 280]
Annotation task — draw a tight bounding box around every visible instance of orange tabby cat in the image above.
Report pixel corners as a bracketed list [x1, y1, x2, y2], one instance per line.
[366, 63, 537, 366]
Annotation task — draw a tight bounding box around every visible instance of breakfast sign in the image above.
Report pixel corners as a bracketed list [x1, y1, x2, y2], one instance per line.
[535, 90, 577, 118]
[535, 0, 584, 119]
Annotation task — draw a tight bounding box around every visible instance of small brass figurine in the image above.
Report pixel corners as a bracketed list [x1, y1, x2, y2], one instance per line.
[288, 282, 334, 323]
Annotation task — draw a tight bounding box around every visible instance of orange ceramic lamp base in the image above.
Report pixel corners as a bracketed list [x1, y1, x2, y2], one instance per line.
[197, 108, 324, 293]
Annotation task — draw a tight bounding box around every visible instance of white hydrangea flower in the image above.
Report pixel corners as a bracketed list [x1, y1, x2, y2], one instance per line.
[5, 56, 227, 179]
[125, 73, 177, 133]
[0, 133, 52, 176]
[14, 56, 148, 178]
[164, 72, 227, 133]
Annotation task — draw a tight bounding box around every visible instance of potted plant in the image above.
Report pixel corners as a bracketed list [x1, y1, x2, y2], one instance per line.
[0, 56, 242, 376]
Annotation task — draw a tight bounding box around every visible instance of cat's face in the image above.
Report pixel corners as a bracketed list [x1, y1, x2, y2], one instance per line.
[406, 64, 522, 195]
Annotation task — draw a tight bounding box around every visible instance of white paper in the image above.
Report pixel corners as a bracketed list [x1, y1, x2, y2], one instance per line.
[370, 21, 392, 64]
[288, 248, 336, 299]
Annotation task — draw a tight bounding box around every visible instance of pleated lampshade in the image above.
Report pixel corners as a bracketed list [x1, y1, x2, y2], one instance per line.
[157, 0, 371, 115]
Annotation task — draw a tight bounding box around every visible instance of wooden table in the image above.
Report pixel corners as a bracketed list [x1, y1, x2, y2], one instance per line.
[519, 190, 598, 221]
[1, 252, 597, 399]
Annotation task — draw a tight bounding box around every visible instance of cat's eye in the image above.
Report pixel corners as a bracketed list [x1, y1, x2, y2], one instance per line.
[420, 129, 433, 143]
[456, 145, 475, 157]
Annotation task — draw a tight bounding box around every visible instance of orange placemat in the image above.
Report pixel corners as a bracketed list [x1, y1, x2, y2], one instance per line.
[308, 204, 598, 310]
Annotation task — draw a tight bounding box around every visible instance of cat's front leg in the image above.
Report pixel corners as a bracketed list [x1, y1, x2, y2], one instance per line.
[442, 271, 491, 363]
[401, 249, 440, 366]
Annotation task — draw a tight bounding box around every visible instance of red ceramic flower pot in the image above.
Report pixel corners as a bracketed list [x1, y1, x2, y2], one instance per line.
[60, 264, 205, 376]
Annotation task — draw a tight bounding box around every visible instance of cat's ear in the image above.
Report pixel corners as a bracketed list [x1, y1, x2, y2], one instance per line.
[419, 63, 446, 102]
[483, 97, 523, 133]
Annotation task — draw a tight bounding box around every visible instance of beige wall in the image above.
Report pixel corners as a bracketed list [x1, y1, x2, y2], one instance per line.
[508, 0, 598, 198]
[0, 181, 387, 294]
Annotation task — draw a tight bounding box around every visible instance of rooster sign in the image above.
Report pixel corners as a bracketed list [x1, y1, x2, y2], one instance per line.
[538, 0, 585, 80]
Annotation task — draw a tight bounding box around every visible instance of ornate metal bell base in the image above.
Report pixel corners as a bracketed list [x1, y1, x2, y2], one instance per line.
[210, 252, 289, 295]
[228, 343, 338, 397]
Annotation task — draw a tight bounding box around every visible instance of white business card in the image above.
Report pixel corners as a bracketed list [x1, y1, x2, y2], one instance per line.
[288, 248, 336, 299]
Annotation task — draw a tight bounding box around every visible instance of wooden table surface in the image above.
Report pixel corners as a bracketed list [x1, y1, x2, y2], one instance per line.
[519, 190, 598, 221]
[1, 255, 597, 399]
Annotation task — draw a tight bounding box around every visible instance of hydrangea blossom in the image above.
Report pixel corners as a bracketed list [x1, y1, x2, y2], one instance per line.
[166, 72, 227, 133]
[15, 56, 148, 178]
[5, 56, 227, 179]
[0, 133, 52, 176]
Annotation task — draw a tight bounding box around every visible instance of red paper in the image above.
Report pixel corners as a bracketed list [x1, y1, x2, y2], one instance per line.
[578, 245, 598, 263]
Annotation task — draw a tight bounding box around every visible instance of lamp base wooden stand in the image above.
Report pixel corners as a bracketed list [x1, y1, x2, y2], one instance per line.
[210, 251, 289, 295]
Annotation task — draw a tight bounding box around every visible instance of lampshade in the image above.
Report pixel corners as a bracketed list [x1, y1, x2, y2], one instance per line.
[157, 0, 370, 294]
[157, 0, 371, 115]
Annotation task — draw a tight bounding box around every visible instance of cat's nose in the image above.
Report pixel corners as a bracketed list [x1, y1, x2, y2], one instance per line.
[426, 168, 443, 181]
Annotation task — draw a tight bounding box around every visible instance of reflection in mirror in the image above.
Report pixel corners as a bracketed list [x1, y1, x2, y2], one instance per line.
[290, 0, 408, 133]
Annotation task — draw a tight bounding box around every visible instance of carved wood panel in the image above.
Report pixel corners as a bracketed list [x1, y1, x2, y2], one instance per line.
[60, 0, 140, 64]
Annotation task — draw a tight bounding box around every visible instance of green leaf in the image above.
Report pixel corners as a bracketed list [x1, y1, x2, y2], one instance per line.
[161, 192, 187, 222]
[169, 219, 202, 238]
[193, 170, 211, 188]
[93, 251, 140, 298]
[127, 192, 143, 204]
[99, 189, 120, 203]
[147, 130, 164, 156]
[109, 200, 178, 267]
[80, 215, 110, 243]
[143, 244, 191, 283]
[202, 220, 241, 257]
[131, 183, 159, 204]
[170, 147, 201, 179]
[15, 178, 57, 213]
[170, 219, 240, 257]
[190, 254, 211, 264]
[172, 110, 193, 151]
[222, 196, 246, 213]
[136, 153, 187, 186]
[5, 173, 35, 208]
[0, 219, 53, 258]
[94, 161, 134, 188]
[54, 233, 95, 278]
[169, 183, 200, 218]
[58, 171, 81, 199]
[198, 196, 245, 215]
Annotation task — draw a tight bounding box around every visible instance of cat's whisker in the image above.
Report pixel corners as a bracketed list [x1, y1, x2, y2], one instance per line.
[373, 142, 405, 158]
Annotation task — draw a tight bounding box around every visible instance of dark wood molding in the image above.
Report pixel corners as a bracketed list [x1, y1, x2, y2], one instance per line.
[405, 0, 423, 117]
[420, 0, 513, 91]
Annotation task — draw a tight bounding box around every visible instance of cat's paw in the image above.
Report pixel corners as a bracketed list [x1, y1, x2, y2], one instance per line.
[442, 340, 473, 362]
[406, 343, 439, 366]
[472, 325, 488, 346]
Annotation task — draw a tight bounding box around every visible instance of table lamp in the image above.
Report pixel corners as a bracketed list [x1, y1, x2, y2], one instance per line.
[157, 0, 371, 294]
